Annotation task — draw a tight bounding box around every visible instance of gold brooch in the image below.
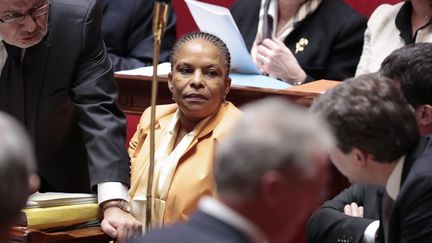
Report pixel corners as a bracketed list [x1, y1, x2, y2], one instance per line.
[295, 38, 309, 54]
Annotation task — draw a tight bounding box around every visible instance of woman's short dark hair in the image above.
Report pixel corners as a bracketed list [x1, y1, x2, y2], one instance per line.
[169, 31, 231, 76]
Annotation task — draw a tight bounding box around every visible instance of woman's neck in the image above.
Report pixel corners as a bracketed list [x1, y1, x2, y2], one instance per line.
[174, 125, 189, 147]
[411, 0, 432, 33]
[178, 116, 199, 134]
[277, 0, 304, 34]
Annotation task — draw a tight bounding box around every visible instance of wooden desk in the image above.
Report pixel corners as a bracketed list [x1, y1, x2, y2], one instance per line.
[115, 74, 340, 113]
[10, 226, 112, 243]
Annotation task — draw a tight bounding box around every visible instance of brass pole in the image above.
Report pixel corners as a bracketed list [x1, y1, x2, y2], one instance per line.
[146, 1, 169, 232]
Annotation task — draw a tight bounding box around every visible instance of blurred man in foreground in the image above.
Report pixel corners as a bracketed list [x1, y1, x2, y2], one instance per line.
[0, 113, 39, 242]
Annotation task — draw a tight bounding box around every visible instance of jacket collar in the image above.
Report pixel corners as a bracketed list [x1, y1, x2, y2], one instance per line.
[401, 136, 430, 184]
[158, 102, 232, 140]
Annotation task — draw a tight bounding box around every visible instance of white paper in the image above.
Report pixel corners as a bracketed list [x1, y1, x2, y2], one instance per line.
[185, 0, 260, 74]
[115, 62, 172, 77]
[230, 73, 291, 90]
[26, 192, 97, 208]
[28, 192, 97, 202]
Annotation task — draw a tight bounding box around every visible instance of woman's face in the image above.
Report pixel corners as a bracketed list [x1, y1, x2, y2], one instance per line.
[168, 38, 231, 122]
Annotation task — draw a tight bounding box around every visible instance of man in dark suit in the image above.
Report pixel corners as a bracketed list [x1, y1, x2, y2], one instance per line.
[230, 0, 366, 84]
[310, 73, 432, 243]
[129, 98, 332, 243]
[0, 0, 141, 241]
[307, 43, 432, 243]
[99, 0, 177, 71]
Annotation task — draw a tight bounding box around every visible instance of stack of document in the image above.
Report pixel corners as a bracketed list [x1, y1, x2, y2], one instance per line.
[17, 192, 100, 230]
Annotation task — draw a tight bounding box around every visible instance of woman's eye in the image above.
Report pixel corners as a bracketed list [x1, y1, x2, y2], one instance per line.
[178, 67, 191, 75]
[207, 70, 218, 77]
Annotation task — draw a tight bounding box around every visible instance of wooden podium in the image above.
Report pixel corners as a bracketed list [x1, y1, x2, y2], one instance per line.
[114, 73, 341, 113]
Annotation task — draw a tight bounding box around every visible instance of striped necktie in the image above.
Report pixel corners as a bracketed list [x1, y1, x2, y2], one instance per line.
[0, 41, 25, 124]
[262, 0, 273, 40]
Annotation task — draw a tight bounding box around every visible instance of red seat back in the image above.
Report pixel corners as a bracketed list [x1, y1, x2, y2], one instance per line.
[125, 112, 141, 147]
[344, 0, 400, 16]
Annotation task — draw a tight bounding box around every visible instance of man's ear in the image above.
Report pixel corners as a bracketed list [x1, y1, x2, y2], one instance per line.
[168, 72, 173, 93]
[352, 148, 369, 168]
[417, 105, 432, 126]
[260, 171, 287, 206]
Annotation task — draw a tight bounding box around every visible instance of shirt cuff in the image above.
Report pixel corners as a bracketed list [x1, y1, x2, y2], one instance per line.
[362, 220, 380, 243]
[97, 182, 129, 205]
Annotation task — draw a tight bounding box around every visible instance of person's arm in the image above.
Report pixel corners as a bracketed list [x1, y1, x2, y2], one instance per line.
[355, 4, 387, 76]
[255, 38, 307, 85]
[354, 19, 372, 77]
[69, 0, 141, 241]
[323, 11, 367, 81]
[105, 0, 177, 71]
[307, 184, 380, 243]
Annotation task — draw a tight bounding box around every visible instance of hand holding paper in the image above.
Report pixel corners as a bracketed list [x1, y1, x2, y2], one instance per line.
[255, 38, 306, 84]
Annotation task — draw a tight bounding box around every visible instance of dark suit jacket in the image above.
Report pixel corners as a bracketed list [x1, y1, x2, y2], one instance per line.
[128, 210, 252, 243]
[379, 136, 432, 243]
[307, 136, 432, 243]
[99, 0, 177, 71]
[22, 0, 129, 192]
[307, 184, 383, 243]
[230, 0, 367, 82]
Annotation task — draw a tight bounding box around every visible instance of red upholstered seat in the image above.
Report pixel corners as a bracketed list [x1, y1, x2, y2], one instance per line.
[344, 0, 400, 16]
[125, 112, 141, 147]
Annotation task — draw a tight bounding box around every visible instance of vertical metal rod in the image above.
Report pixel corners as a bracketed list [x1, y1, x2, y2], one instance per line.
[146, 2, 169, 232]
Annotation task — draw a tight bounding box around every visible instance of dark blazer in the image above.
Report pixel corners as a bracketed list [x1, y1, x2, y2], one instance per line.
[307, 184, 383, 243]
[99, 0, 177, 71]
[379, 136, 432, 243]
[230, 0, 367, 82]
[128, 210, 252, 243]
[307, 136, 432, 243]
[22, 0, 129, 192]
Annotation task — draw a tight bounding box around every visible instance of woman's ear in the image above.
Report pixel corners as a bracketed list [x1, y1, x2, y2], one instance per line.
[224, 76, 231, 97]
[168, 72, 173, 93]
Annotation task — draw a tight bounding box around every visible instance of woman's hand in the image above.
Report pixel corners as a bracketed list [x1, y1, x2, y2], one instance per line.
[255, 38, 306, 84]
[101, 207, 142, 243]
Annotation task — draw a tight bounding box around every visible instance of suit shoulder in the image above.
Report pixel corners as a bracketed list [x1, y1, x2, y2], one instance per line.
[212, 102, 242, 136]
[318, 0, 367, 22]
[367, 2, 404, 29]
[130, 222, 227, 243]
[50, 0, 98, 17]
[139, 104, 178, 126]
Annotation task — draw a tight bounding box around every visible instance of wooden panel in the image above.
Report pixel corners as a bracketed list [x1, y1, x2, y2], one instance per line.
[115, 73, 340, 112]
[10, 226, 111, 243]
